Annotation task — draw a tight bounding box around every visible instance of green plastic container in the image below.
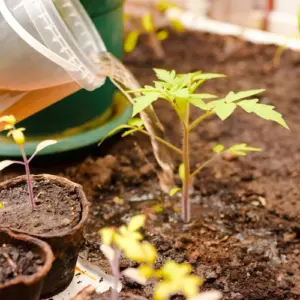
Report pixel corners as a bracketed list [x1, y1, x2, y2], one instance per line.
[0, 0, 131, 156]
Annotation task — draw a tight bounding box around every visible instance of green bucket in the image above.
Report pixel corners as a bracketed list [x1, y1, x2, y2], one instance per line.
[0, 0, 131, 157]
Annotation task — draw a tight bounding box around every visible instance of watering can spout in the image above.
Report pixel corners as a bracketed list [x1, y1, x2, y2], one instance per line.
[0, 0, 108, 128]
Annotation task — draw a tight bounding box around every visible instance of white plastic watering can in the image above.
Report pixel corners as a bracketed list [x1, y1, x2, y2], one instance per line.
[0, 0, 107, 126]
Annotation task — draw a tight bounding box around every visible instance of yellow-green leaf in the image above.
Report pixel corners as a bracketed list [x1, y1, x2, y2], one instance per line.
[179, 163, 185, 181]
[0, 202, 4, 209]
[213, 144, 225, 153]
[99, 228, 115, 245]
[98, 125, 132, 147]
[226, 143, 262, 156]
[153, 69, 176, 84]
[133, 93, 160, 117]
[157, 0, 179, 11]
[169, 187, 181, 196]
[214, 102, 236, 120]
[124, 31, 140, 53]
[142, 13, 155, 32]
[170, 19, 185, 32]
[189, 98, 208, 110]
[128, 215, 146, 232]
[141, 242, 157, 264]
[237, 99, 289, 129]
[225, 89, 265, 103]
[157, 30, 169, 41]
[128, 118, 144, 128]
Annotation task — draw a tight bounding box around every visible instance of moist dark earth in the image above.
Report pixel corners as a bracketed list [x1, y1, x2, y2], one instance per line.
[1, 31, 300, 299]
[0, 243, 44, 284]
[0, 180, 81, 235]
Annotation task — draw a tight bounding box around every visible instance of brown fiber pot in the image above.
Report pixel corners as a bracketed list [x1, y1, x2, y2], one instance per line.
[0, 229, 54, 300]
[0, 174, 90, 299]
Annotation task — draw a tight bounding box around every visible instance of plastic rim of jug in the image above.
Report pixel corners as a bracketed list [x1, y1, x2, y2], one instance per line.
[0, 0, 107, 91]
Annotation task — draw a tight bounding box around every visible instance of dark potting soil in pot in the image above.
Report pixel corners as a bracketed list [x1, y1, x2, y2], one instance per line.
[1, 31, 300, 299]
[0, 243, 44, 284]
[0, 180, 81, 235]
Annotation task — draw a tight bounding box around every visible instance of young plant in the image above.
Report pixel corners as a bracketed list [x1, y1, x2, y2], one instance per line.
[99, 215, 222, 300]
[0, 115, 57, 210]
[101, 69, 288, 223]
[124, 0, 184, 58]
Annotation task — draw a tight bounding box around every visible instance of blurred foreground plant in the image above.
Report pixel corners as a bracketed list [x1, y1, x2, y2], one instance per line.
[99, 215, 222, 300]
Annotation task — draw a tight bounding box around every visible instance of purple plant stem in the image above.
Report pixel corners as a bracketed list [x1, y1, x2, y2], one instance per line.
[109, 249, 122, 300]
[19, 146, 35, 210]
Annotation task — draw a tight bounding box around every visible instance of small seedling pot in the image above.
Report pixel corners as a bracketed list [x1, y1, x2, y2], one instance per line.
[0, 229, 54, 300]
[0, 174, 90, 299]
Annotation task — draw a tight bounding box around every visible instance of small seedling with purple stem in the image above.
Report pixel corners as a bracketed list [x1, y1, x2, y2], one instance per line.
[0, 115, 57, 210]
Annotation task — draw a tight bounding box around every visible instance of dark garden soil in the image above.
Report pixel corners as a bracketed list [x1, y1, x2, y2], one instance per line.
[0, 243, 44, 284]
[1, 31, 300, 299]
[0, 180, 81, 235]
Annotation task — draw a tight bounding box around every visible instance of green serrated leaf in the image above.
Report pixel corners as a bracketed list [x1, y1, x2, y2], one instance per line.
[98, 125, 132, 147]
[237, 99, 289, 129]
[132, 93, 160, 117]
[214, 102, 237, 120]
[179, 163, 185, 181]
[225, 89, 265, 103]
[153, 69, 176, 84]
[192, 94, 218, 99]
[213, 144, 225, 153]
[172, 88, 189, 99]
[226, 143, 262, 156]
[128, 118, 144, 127]
[189, 98, 208, 110]
[193, 73, 226, 81]
[169, 187, 181, 197]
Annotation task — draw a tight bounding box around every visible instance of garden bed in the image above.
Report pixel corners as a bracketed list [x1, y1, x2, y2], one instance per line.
[1, 30, 300, 299]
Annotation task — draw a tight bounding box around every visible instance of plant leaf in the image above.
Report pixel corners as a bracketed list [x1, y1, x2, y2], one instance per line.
[0, 160, 15, 171]
[35, 140, 57, 154]
[192, 94, 218, 99]
[132, 93, 160, 117]
[141, 13, 155, 32]
[238, 99, 289, 129]
[157, 30, 169, 41]
[179, 163, 185, 181]
[122, 128, 141, 137]
[214, 102, 237, 120]
[226, 143, 262, 156]
[153, 69, 176, 84]
[123, 268, 148, 285]
[124, 31, 140, 53]
[128, 215, 146, 232]
[193, 73, 226, 81]
[128, 118, 144, 127]
[98, 125, 132, 147]
[189, 98, 208, 110]
[169, 187, 181, 196]
[225, 89, 265, 103]
[213, 144, 225, 153]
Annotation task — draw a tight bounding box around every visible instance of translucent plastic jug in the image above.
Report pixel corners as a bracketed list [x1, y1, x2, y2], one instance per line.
[0, 0, 107, 126]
